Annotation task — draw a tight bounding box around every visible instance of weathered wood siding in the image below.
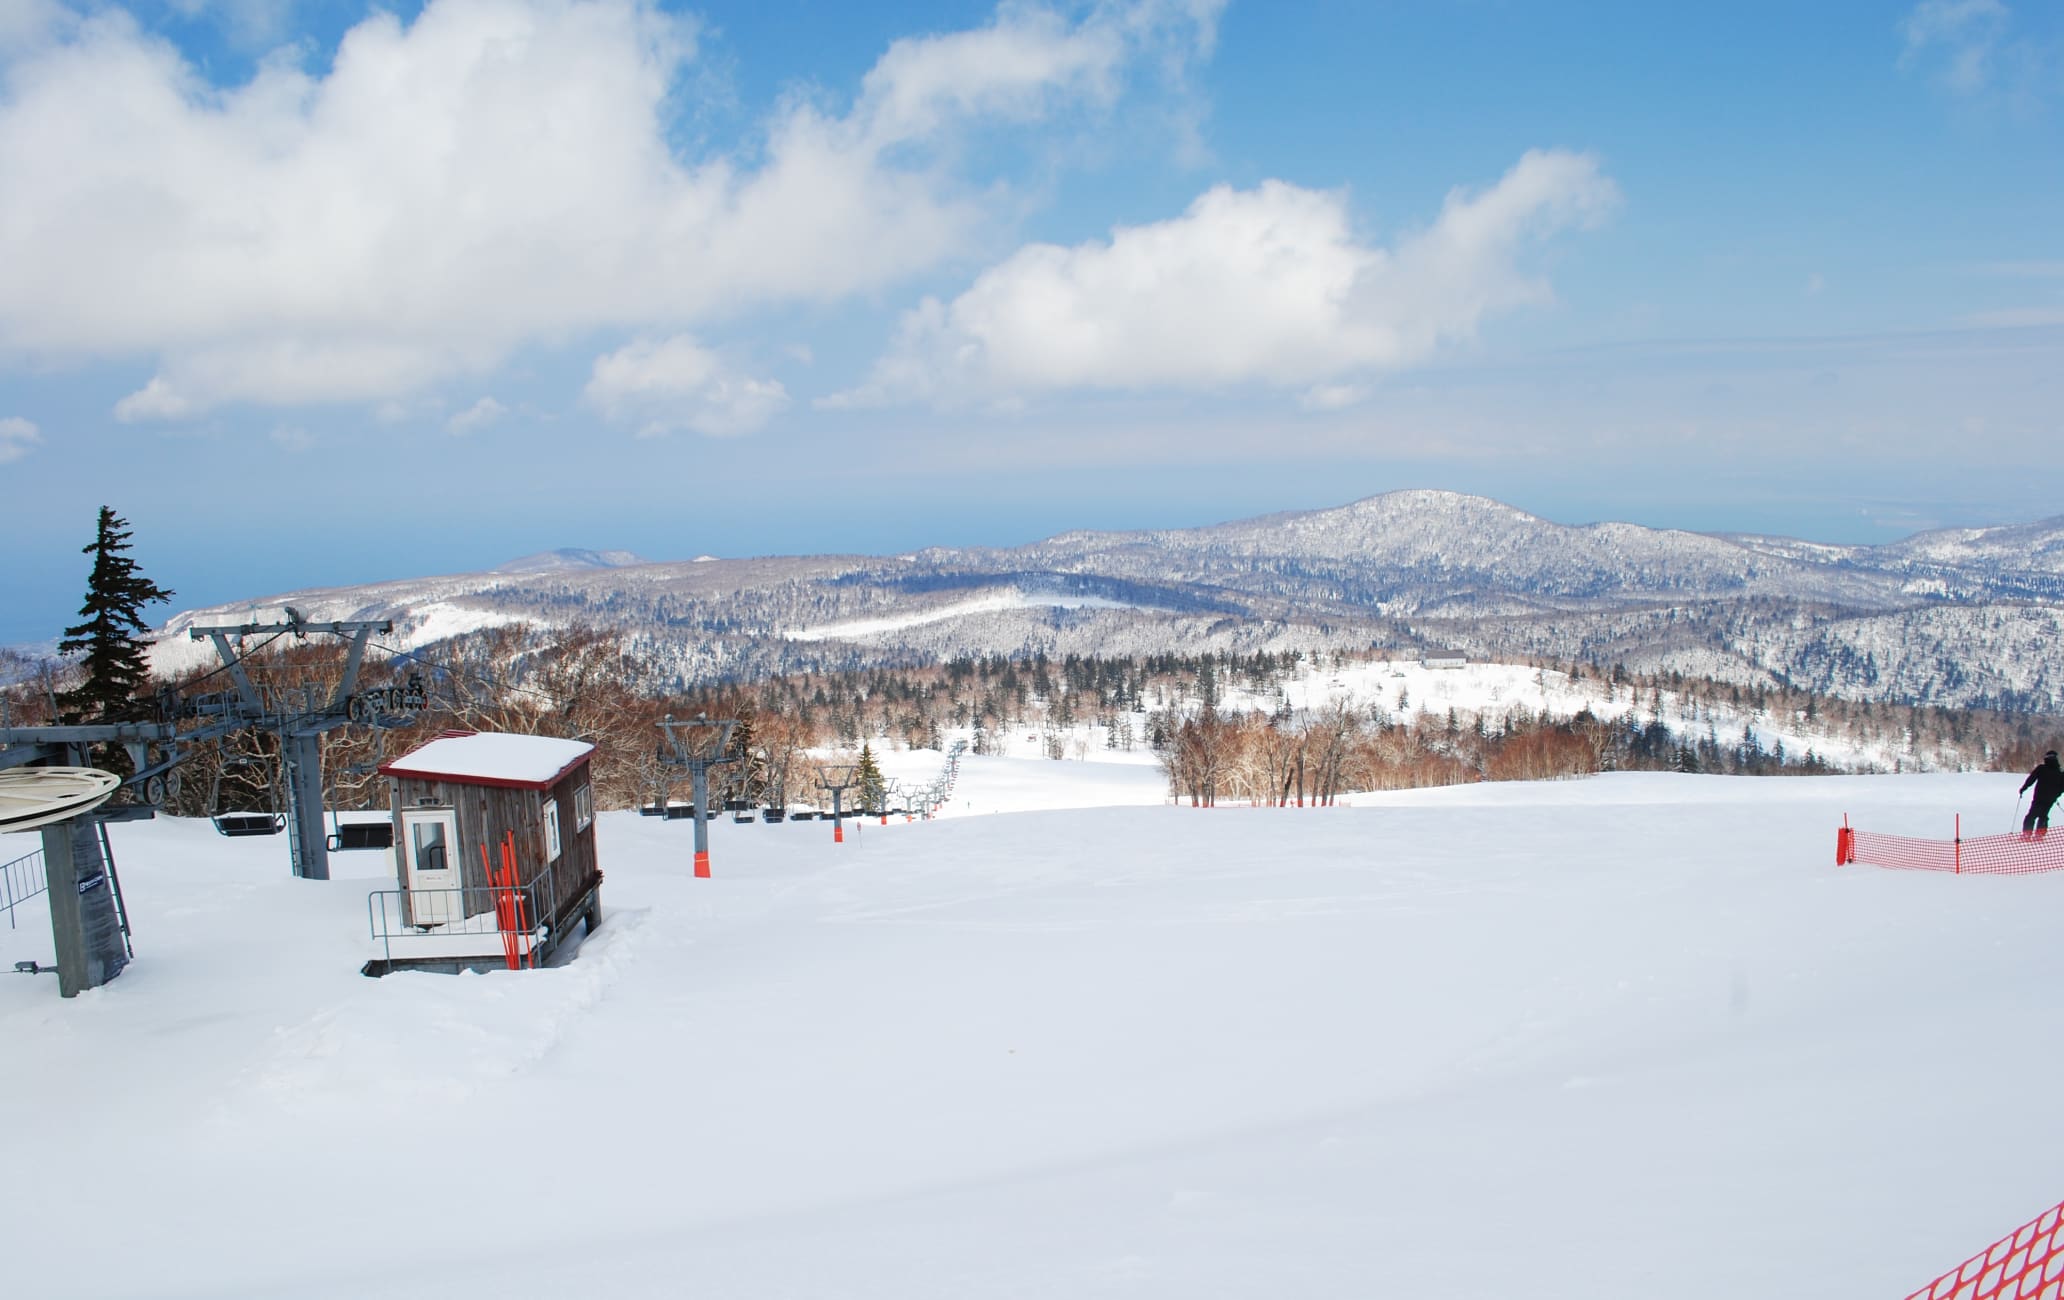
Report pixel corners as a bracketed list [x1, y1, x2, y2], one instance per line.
[387, 760, 599, 930]
[541, 770, 600, 926]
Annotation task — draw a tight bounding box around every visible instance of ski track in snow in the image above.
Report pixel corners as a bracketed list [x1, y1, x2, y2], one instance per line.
[224, 908, 649, 1119]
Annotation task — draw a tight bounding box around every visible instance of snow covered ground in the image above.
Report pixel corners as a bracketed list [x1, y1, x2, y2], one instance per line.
[786, 590, 1146, 642]
[3, 760, 2059, 1298]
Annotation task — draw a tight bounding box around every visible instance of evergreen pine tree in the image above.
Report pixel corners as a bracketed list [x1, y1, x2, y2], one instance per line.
[57, 506, 174, 724]
[854, 742, 886, 813]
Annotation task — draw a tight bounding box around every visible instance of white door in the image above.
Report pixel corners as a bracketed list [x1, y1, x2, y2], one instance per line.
[401, 808, 462, 926]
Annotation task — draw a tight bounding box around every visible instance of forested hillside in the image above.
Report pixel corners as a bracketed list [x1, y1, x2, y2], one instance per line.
[17, 623, 2054, 818]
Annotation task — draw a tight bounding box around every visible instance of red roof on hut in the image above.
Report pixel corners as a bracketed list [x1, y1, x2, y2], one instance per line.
[379, 732, 594, 792]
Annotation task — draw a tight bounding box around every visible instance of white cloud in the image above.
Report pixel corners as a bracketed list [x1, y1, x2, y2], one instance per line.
[584, 334, 790, 437]
[0, 0, 65, 54]
[113, 376, 195, 423]
[1899, 0, 2011, 92]
[0, 413, 40, 462]
[831, 149, 1618, 408]
[117, 340, 469, 418]
[1299, 383, 1370, 412]
[446, 395, 507, 435]
[0, 0, 1211, 418]
[268, 422, 314, 451]
[857, 8, 1122, 146]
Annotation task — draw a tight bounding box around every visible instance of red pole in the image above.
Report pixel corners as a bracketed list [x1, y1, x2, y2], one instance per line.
[1955, 814, 1962, 874]
[508, 860, 522, 969]
[486, 842, 515, 971]
[506, 833, 533, 969]
[694, 849, 711, 879]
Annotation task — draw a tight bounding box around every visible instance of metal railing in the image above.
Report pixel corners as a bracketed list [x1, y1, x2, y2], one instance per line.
[366, 861, 591, 966]
[367, 880, 532, 957]
[3, 846, 47, 930]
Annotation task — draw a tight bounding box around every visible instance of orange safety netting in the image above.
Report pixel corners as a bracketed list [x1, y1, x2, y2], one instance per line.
[1908, 1198, 2064, 1300]
[1838, 819, 2064, 876]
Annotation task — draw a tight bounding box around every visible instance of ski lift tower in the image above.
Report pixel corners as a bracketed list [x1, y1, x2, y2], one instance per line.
[184, 613, 404, 881]
[910, 780, 943, 821]
[1, 612, 411, 885]
[657, 714, 737, 878]
[816, 763, 859, 845]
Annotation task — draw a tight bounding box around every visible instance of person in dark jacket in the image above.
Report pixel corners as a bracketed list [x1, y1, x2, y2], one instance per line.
[2022, 751, 2064, 839]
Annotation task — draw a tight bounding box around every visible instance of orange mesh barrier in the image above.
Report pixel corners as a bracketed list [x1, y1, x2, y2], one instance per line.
[1908, 1199, 2064, 1300]
[1839, 816, 2064, 876]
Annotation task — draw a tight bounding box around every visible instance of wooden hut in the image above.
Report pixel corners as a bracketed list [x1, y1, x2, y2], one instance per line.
[378, 731, 601, 952]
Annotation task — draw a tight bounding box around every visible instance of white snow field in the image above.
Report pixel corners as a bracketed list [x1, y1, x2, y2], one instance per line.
[4, 762, 2061, 1298]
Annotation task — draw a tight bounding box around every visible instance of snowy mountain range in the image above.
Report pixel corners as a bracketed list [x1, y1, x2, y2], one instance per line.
[148, 490, 2064, 711]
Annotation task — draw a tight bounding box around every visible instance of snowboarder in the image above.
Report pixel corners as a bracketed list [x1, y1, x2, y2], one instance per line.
[2020, 751, 2064, 840]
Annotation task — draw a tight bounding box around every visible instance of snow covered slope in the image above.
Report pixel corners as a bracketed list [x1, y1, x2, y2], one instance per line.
[3, 767, 2058, 1298]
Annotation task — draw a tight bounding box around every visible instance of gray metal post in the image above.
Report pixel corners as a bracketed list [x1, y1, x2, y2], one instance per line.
[40, 816, 128, 998]
[284, 731, 330, 880]
[657, 715, 736, 879]
[690, 763, 712, 877]
[816, 763, 858, 846]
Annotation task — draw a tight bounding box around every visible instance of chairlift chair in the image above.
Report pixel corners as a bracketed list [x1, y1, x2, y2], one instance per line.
[326, 730, 395, 851]
[327, 822, 394, 852]
[210, 755, 285, 837]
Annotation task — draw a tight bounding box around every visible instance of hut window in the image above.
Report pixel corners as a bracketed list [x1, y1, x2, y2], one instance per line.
[574, 782, 593, 831]
[543, 798, 562, 862]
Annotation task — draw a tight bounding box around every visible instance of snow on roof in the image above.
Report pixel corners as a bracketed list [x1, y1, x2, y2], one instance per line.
[381, 732, 594, 790]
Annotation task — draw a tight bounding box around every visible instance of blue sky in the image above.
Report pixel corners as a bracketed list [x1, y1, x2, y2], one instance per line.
[1, 0, 2059, 643]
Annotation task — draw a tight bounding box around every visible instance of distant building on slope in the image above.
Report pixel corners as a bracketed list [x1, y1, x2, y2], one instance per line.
[1421, 649, 1468, 670]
